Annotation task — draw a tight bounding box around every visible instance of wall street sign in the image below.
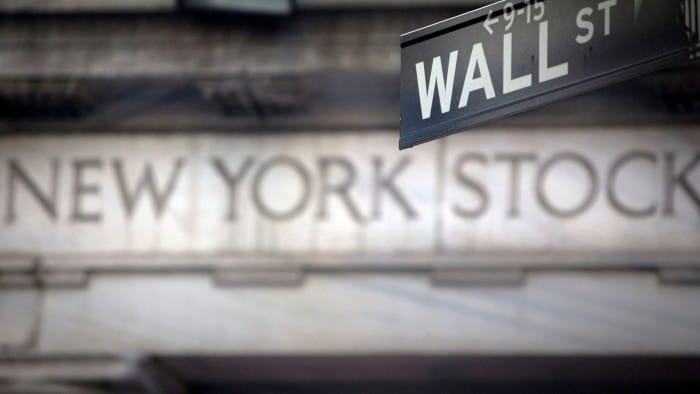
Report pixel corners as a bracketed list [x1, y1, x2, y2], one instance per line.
[399, 0, 698, 149]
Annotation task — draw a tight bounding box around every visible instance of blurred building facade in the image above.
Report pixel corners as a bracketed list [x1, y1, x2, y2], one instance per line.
[1, 0, 700, 393]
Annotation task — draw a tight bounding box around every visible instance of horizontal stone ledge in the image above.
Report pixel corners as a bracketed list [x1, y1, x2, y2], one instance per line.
[5, 265, 700, 289]
[0, 273, 36, 288]
[25, 253, 700, 271]
[658, 269, 700, 286]
[213, 268, 305, 287]
[0, 255, 36, 272]
[432, 268, 525, 287]
[0, 356, 134, 382]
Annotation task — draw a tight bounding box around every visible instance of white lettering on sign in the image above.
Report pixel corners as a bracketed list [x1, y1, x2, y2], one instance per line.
[599, 0, 617, 36]
[576, 7, 595, 44]
[415, 0, 628, 121]
[416, 51, 458, 120]
[458, 43, 495, 109]
[416, 18, 571, 119]
[577, 0, 618, 44]
[538, 21, 569, 83]
[503, 33, 533, 94]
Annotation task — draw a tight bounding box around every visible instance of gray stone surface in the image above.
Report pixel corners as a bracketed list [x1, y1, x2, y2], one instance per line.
[0, 290, 40, 349]
[33, 272, 700, 354]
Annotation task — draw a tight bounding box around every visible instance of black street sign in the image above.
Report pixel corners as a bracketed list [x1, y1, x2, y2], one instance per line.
[399, 0, 699, 149]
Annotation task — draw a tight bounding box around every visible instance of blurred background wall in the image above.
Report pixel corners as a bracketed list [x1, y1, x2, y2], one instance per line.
[0, 1, 700, 393]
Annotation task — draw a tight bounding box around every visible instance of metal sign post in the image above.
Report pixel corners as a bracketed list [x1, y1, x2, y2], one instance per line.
[399, 0, 699, 149]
